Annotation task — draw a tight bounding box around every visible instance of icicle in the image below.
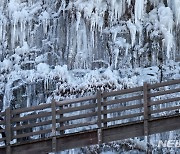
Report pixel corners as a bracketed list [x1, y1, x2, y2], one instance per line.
[0, 20, 2, 42]
[127, 20, 137, 47]
[26, 84, 31, 107]
[76, 11, 81, 31]
[162, 31, 174, 59]
[168, 0, 180, 25]
[40, 11, 50, 34]
[127, 0, 131, 6]
[113, 48, 119, 69]
[3, 83, 13, 110]
[134, 0, 145, 23]
[158, 6, 174, 60]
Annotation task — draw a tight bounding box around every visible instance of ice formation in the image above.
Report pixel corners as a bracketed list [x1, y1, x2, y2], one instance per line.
[0, 0, 179, 152]
[0, 0, 179, 114]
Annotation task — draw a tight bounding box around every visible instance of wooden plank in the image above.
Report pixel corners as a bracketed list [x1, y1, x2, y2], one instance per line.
[52, 137, 57, 152]
[103, 121, 144, 143]
[12, 120, 52, 131]
[12, 112, 52, 122]
[149, 114, 180, 135]
[103, 97, 107, 128]
[5, 107, 11, 154]
[0, 114, 179, 153]
[10, 139, 52, 154]
[57, 121, 97, 131]
[13, 129, 51, 139]
[0, 129, 5, 133]
[148, 79, 180, 89]
[59, 105, 64, 135]
[5, 108, 11, 144]
[97, 129, 102, 144]
[0, 137, 6, 142]
[143, 82, 150, 136]
[12, 103, 51, 115]
[1, 114, 179, 153]
[8, 130, 97, 154]
[56, 130, 98, 152]
[103, 115, 180, 144]
[103, 95, 143, 106]
[0, 111, 5, 116]
[56, 95, 97, 106]
[150, 97, 180, 106]
[51, 100, 56, 136]
[57, 112, 97, 123]
[103, 112, 143, 123]
[102, 103, 143, 114]
[0, 120, 5, 125]
[97, 91, 102, 128]
[150, 105, 180, 114]
[102, 86, 143, 97]
[56, 103, 97, 114]
[149, 88, 180, 97]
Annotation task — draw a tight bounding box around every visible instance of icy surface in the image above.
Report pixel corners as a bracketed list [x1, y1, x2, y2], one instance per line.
[0, 0, 180, 153]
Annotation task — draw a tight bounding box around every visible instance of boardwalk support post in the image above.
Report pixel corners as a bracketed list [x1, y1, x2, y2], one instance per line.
[143, 82, 150, 153]
[51, 99, 57, 152]
[59, 104, 64, 135]
[52, 137, 57, 153]
[103, 96, 107, 128]
[97, 91, 102, 145]
[5, 107, 11, 154]
[98, 129, 102, 145]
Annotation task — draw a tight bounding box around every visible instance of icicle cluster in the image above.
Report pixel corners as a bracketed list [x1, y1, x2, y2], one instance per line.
[0, 0, 179, 110]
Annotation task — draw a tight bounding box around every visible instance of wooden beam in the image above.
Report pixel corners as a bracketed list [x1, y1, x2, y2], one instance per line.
[56, 103, 97, 114]
[143, 82, 150, 137]
[97, 91, 102, 129]
[57, 112, 97, 123]
[56, 95, 97, 106]
[150, 97, 180, 106]
[102, 112, 143, 123]
[12, 103, 51, 115]
[102, 86, 143, 97]
[149, 88, 180, 97]
[51, 100, 57, 152]
[12, 112, 52, 122]
[102, 103, 143, 114]
[148, 79, 180, 89]
[51, 100, 56, 137]
[103, 95, 143, 106]
[5, 107, 11, 154]
[0, 114, 179, 153]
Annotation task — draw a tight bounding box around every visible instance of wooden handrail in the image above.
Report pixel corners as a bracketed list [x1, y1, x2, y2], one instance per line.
[0, 79, 179, 153]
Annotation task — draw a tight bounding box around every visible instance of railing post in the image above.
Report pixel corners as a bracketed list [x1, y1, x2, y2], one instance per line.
[103, 96, 107, 128]
[143, 82, 150, 136]
[97, 91, 102, 144]
[5, 107, 11, 154]
[51, 99, 57, 153]
[143, 82, 151, 153]
[59, 105, 64, 135]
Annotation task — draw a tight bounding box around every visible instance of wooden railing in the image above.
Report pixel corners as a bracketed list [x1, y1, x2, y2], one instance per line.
[0, 79, 180, 153]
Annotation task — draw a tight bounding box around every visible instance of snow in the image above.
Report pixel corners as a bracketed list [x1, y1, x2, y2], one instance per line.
[37, 63, 50, 74]
[0, 0, 179, 153]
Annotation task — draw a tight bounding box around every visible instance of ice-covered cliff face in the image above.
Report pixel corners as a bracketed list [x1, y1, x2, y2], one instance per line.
[0, 0, 180, 110]
[0, 0, 180, 69]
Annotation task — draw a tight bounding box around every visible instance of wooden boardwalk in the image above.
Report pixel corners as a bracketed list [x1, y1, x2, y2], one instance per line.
[0, 79, 180, 154]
